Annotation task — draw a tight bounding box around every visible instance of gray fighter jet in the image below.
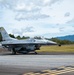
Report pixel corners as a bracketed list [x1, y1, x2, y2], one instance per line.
[0, 27, 57, 54]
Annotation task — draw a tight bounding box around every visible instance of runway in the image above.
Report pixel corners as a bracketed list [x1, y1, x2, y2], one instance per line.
[0, 55, 74, 75]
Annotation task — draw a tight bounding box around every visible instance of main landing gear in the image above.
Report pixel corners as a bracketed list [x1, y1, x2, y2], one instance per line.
[11, 48, 38, 55]
[12, 48, 16, 55]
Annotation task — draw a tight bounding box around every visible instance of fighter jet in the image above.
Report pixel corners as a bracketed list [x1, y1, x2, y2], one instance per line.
[0, 27, 57, 54]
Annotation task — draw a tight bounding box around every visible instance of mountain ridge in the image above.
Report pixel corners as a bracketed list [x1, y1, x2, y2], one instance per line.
[56, 35, 74, 41]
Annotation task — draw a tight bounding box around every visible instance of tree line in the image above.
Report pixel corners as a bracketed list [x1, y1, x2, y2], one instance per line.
[0, 33, 74, 45]
[50, 38, 74, 45]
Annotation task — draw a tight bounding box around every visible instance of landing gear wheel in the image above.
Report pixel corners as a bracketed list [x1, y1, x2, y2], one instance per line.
[24, 51, 29, 54]
[35, 52, 38, 54]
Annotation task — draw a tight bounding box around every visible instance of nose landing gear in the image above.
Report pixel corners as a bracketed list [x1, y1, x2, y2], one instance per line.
[35, 51, 38, 54]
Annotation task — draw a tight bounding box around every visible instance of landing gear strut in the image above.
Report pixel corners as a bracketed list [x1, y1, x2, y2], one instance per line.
[12, 48, 16, 55]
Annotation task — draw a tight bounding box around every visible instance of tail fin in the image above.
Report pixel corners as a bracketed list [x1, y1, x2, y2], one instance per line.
[0, 27, 15, 41]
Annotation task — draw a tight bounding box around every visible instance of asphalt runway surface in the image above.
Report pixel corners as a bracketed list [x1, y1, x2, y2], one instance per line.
[0, 52, 74, 75]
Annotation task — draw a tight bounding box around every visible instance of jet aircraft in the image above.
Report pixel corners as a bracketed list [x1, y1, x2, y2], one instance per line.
[0, 27, 57, 54]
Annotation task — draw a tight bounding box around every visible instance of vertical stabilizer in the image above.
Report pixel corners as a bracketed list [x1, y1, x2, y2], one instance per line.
[0, 27, 15, 41]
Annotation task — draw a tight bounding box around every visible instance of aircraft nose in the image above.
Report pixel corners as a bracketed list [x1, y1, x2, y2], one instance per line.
[47, 40, 57, 45]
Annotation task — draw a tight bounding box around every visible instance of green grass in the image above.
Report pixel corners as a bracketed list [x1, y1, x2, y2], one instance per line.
[37, 45, 74, 53]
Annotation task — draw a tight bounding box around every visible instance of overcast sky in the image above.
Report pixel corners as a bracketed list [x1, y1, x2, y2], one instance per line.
[0, 0, 74, 38]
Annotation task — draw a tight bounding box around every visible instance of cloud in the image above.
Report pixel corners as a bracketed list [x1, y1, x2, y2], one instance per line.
[66, 18, 74, 24]
[0, 0, 50, 20]
[0, 11, 3, 19]
[12, 25, 61, 37]
[59, 25, 74, 34]
[49, 0, 62, 6]
[14, 0, 50, 20]
[15, 12, 50, 20]
[0, 0, 17, 9]
[43, 0, 62, 6]
[12, 28, 22, 35]
[22, 26, 34, 32]
[0, 0, 62, 9]
[12, 26, 34, 36]
[43, 0, 50, 4]
[59, 27, 65, 31]
[0, 0, 74, 38]
[64, 12, 70, 17]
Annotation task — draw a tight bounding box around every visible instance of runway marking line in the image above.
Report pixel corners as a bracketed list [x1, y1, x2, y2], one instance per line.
[22, 65, 74, 75]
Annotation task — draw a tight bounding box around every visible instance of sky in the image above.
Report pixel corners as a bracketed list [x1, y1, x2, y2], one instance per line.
[0, 0, 74, 38]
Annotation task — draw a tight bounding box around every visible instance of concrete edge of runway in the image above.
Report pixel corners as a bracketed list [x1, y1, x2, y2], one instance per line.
[21, 65, 74, 75]
[0, 52, 74, 55]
